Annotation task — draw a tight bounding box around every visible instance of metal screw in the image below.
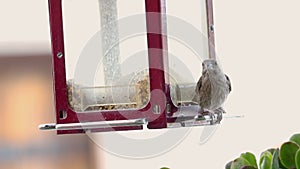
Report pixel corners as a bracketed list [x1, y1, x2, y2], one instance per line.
[210, 25, 214, 32]
[57, 52, 63, 58]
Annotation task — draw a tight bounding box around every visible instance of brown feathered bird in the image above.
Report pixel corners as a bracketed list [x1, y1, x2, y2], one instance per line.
[193, 59, 231, 123]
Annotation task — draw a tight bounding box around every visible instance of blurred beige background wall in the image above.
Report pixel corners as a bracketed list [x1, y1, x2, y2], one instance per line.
[0, 1, 97, 167]
[1, 0, 300, 169]
[0, 51, 97, 169]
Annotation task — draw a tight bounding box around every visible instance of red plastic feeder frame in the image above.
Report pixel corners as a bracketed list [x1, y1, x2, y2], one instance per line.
[40, 0, 217, 134]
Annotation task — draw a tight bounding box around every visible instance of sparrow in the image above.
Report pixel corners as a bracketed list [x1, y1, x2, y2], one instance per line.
[193, 59, 231, 123]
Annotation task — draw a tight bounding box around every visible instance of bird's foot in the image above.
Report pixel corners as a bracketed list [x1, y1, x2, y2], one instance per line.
[202, 110, 213, 116]
[204, 110, 216, 125]
[216, 107, 226, 114]
[214, 107, 225, 124]
[194, 109, 214, 122]
[195, 109, 224, 125]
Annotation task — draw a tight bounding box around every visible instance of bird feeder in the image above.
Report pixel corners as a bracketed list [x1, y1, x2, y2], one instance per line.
[40, 0, 220, 134]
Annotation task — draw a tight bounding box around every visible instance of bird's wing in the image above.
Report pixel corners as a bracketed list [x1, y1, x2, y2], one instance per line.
[196, 76, 203, 91]
[192, 76, 203, 102]
[225, 74, 231, 92]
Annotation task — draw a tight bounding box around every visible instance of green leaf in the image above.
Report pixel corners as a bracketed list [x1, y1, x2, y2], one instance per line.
[225, 161, 233, 169]
[290, 134, 300, 147]
[240, 152, 258, 168]
[160, 168, 170, 169]
[230, 157, 250, 169]
[295, 149, 300, 169]
[279, 141, 300, 169]
[271, 149, 280, 169]
[260, 151, 273, 169]
[266, 148, 276, 155]
[271, 148, 287, 169]
[240, 166, 258, 169]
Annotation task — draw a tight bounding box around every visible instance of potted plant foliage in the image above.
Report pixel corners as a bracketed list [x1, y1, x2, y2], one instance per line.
[226, 133, 300, 169]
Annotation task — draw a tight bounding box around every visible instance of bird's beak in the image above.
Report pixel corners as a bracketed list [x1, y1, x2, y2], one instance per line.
[206, 63, 214, 70]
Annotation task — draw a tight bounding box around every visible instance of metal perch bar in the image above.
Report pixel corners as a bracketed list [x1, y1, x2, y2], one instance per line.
[39, 118, 148, 131]
[39, 112, 243, 131]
